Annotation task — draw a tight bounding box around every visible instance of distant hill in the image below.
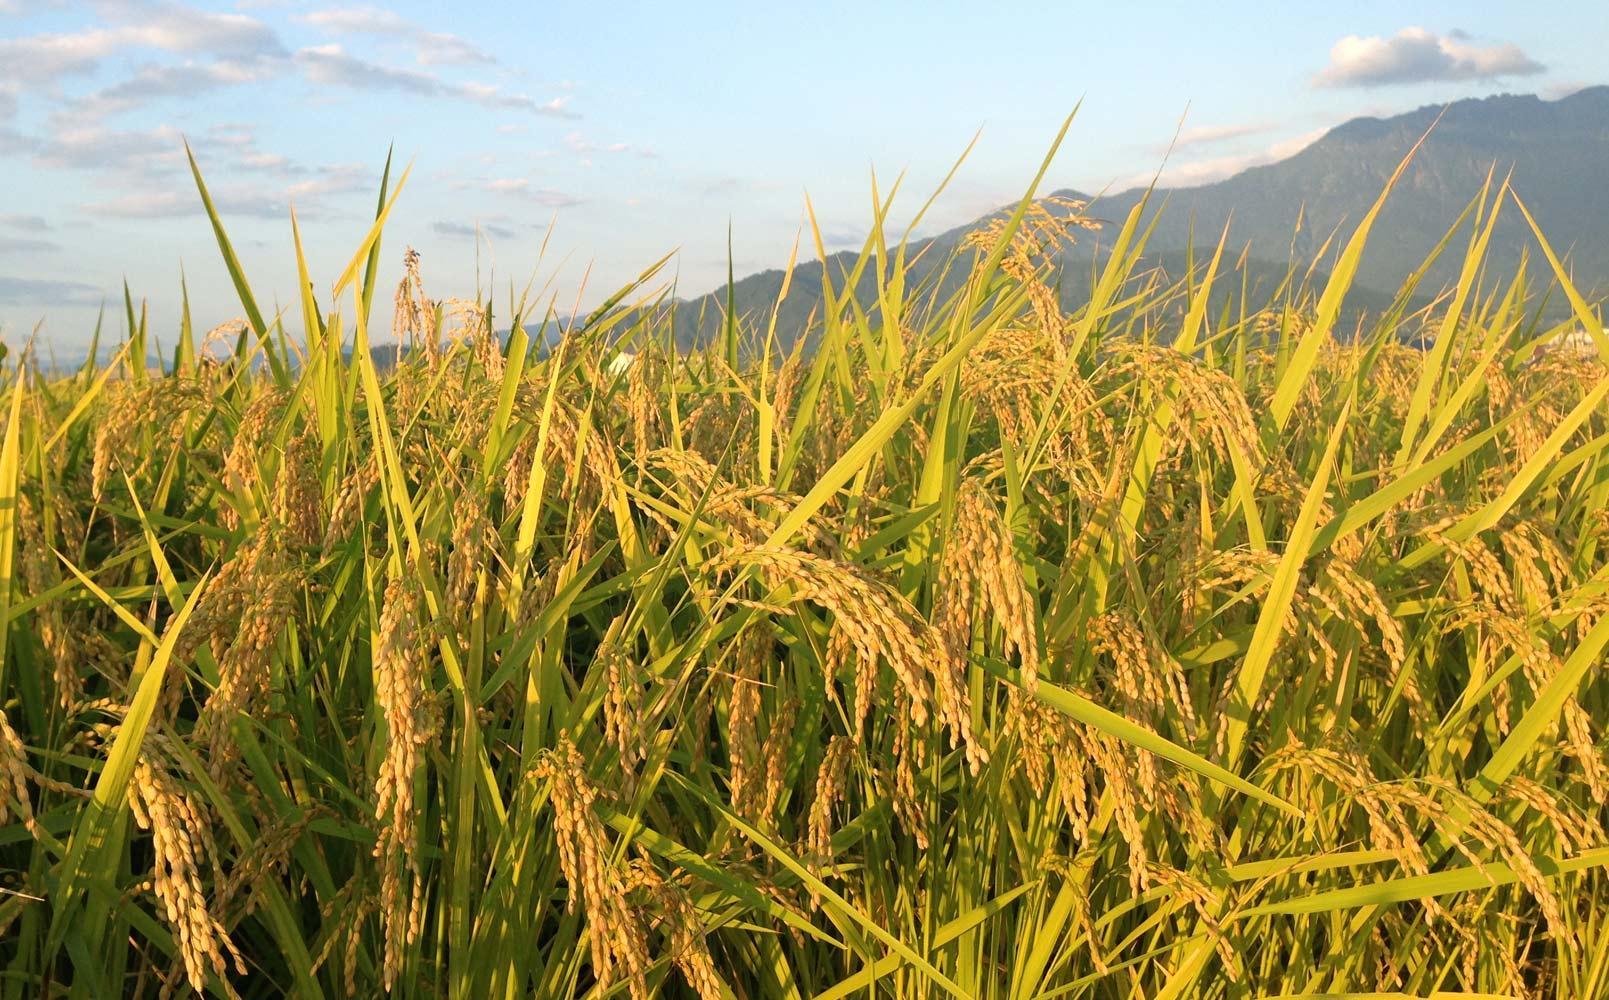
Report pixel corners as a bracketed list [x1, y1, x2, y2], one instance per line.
[670, 86, 1609, 351]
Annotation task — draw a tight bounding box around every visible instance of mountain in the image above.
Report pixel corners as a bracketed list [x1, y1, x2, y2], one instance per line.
[1067, 87, 1609, 290]
[668, 86, 1609, 350]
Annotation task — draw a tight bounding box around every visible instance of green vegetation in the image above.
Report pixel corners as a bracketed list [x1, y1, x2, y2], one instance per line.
[1, 126, 1607, 998]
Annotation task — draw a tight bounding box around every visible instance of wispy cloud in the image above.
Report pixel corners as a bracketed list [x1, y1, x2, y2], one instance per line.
[295, 45, 576, 115]
[469, 177, 582, 207]
[298, 6, 495, 66]
[33, 115, 315, 188]
[0, 126, 36, 157]
[822, 225, 867, 249]
[1314, 27, 1544, 88]
[563, 130, 656, 158]
[199, 123, 319, 178]
[0, 214, 53, 231]
[0, 237, 64, 255]
[285, 162, 372, 201]
[238, 151, 298, 172]
[35, 121, 189, 173]
[0, 214, 58, 253]
[68, 55, 287, 119]
[86, 187, 285, 219]
[83, 161, 372, 219]
[0, 275, 106, 306]
[1542, 80, 1595, 100]
[205, 123, 256, 148]
[1159, 122, 1276, 153]
[700, 176, 746, 197]
[433, 220, 518, 241]
[1123, 128, 1328, 190]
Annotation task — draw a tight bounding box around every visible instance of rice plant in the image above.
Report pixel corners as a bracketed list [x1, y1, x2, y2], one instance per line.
[0, 129, 1606, 998]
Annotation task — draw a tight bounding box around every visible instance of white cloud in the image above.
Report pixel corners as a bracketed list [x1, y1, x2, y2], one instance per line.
[298, 6, 495, 66]
[0, 2, 285, 83]
[295, 45, 576, 115]
[1314, 27, 1544, 88]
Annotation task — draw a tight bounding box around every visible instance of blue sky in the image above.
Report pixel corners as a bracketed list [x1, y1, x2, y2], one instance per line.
[1, 0, 1603, 352]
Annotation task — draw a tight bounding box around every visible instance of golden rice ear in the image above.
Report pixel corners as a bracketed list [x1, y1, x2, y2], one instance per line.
[937, 478, 1040, 691]
[724, 627, 766, 821]
[714, 543, 987, 772]
[803, 734, 855, 895]
[621, 861, 724, 1000]
[0, 708, 40, 838]
[533, 739, 651, 1000]
[128, 756, 246, 998]
[371, 576, 438, 991]
[445, 485, 492, 623]
[194, 522, 300, 775]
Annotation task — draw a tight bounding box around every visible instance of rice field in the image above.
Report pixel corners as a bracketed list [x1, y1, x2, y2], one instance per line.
[1, 134, 1608, 998]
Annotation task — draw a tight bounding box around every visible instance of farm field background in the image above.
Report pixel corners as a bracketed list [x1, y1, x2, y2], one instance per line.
[1, 127, 1608, 999]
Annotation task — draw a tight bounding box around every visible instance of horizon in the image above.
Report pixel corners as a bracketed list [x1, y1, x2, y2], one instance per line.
[2, 2, 1606, 350]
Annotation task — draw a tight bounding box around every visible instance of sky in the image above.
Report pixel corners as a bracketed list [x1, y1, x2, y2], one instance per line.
[1, 0, 1604, 354]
